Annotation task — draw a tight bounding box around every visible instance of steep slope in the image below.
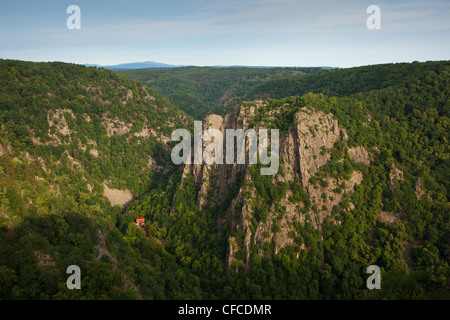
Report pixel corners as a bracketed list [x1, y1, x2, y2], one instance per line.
[118, 66, 324, 119]
[0, 59, 193, 299]
[0, 60, 190, 194]
[0, 60, 448, 300]
[180, 101, 371, 266]
[246, 61, 450, 101]
[133, 62, 449, 299]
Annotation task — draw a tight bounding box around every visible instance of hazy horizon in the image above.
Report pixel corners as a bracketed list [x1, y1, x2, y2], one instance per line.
[3, 58, 449, 71]
[1, 0, 449, 68]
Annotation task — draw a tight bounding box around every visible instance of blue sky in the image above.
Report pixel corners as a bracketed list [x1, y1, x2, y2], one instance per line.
[0, 0, 449, 67]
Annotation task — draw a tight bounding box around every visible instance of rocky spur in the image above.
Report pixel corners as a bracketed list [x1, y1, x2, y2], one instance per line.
[171, 120, 279, 175]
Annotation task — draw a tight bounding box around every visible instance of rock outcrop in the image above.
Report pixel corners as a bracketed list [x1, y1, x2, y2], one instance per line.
[389, 163, 404, 189]
[102, 182, 133, 208]
[348, 146, 371, 165]
[178, 103, 370, 267]
[414, 178, 430, 200]
[34, 251, 56, 268]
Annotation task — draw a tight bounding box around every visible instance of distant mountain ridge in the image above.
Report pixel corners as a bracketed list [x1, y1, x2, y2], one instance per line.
[85, 61, 338, 70]
[85, 61, 182, 70]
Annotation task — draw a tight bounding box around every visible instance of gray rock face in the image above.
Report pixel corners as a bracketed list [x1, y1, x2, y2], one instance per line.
[179, 103, 369, 267]
[295, 109, 347, 187]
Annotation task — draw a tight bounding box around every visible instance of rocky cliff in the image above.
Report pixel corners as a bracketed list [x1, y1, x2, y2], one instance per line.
[179, 101, 374, 267]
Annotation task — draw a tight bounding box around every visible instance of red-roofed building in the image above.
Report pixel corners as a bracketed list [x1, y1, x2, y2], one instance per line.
[136, 218, 145, 229]
[135, 218, 149, 239]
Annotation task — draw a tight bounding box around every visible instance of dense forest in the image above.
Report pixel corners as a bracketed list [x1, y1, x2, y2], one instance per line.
[245, 61, 450, 101]
[119, 66, 324, 119]
[0, 59, 193, 299]
[0, 59, 448, 300]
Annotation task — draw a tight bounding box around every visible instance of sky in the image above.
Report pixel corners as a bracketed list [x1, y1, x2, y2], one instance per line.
[0, 0, 449, 68]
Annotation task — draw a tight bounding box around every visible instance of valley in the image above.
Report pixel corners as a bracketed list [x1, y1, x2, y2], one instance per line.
[0, 59, 448, 300]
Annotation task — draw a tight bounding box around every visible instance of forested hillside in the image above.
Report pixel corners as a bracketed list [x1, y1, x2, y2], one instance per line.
[0, 60, 194, 299]
[119, 67, 324, 119]
[119, 60, 449, 300]
[245, 61, 450, 101]
[0, 59, 448, 300]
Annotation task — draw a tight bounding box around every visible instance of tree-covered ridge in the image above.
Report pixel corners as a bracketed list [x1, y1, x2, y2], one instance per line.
[0, 59, 194, 299]
[245, 61, 450, 102]
[0, 59, 191, 193]
[0, 59, 448, 300]
[120, 61, 449, 300]
[118, 66, 324, 119]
